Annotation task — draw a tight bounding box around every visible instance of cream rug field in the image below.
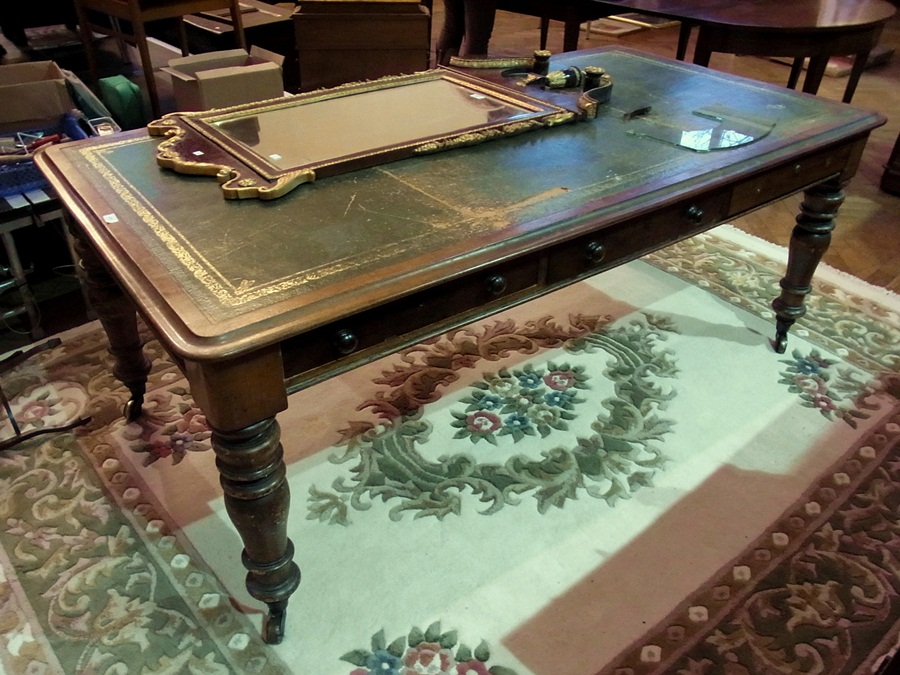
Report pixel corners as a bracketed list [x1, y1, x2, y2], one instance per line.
[0, 226, 898, 675]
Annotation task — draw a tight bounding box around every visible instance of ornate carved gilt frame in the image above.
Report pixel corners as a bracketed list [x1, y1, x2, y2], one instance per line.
[147, 69, 582, 200]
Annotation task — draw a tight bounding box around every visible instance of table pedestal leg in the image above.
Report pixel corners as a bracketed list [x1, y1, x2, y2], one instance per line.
[802, 56, 829, 96]
[212, 417, 301, 644]
[70, 229, 151, 419]
[692, 26, 713, 67]
[562, 7, 582, 52]
[842, 49, 872, 104]
[676, 22, 694, 61]
[771, 177, 845, 354]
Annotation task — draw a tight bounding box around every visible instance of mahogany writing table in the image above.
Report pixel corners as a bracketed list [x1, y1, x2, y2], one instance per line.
[35, 48, 883, 644]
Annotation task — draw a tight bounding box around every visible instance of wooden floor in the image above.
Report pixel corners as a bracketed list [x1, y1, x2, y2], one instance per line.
[450, 4, 900, 293]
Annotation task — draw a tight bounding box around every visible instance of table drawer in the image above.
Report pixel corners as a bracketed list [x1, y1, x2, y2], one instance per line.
[282, 254, 541, 379]
[729, 144, 851, 215]
[545, 191, 729, 285]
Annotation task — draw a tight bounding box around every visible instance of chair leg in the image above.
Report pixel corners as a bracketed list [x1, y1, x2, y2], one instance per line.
[230, 0, 247, 50]
[0, 231, 43, 341]
[74, 2, 101, 86]
[133, 20, 161, 118]
[110, 17, 130, 63]
[177, 17, 190, 56]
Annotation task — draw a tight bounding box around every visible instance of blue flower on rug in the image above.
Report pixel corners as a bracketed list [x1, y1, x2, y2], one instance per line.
[451, 364, 588, 445]
[341, 623, 517, 675]
[308, 314, 678, 523]
[778, 349, 876, 427]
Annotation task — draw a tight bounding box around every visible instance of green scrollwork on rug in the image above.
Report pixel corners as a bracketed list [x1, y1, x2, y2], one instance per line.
[308, 314, 678, 523]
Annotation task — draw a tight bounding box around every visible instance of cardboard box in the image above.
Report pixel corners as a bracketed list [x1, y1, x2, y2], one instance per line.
[0, 61, 75, 133]
[294, 1, 430, 92]
[184, 0, 300, 92]
[162, 47, 285, 111]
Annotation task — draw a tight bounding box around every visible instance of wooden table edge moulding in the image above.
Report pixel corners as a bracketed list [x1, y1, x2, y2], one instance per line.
[35, 47, 885, 645]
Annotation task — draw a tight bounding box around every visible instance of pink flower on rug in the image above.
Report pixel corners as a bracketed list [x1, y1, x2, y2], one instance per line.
[793, 374, 827, 394]
[403, 642, 456, 674]
[148, 441, 173, 461]
[466, 412, 501, 433]
[543, 370, 576, 391]
[456, 660, 491, 675]
[812, 395, 837, 412]
[169, 408, 211, 451]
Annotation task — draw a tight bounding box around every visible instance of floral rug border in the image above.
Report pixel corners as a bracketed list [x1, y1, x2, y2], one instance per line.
[597, 404, 900, 674]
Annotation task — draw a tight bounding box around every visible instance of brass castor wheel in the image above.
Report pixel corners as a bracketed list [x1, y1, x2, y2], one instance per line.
[124, 398, 143, 421]
[263, 602, 288, 644]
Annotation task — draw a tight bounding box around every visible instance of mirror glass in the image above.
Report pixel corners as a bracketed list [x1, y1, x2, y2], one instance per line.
[626, 105, 775, 152]
[211, 78, 540, 170]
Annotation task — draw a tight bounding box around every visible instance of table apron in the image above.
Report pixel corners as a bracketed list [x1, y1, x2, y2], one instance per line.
[698, 22, 885, 57]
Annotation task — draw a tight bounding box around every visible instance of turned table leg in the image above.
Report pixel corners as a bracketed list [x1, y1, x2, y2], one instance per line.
[69, 227, 151, 419]
[771, 177, 845, 353]
[185, 352, 300, 644]
[212, 417, 301, 644]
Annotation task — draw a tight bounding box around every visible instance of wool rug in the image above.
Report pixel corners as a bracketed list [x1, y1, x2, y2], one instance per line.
[0, 226, 898, 675]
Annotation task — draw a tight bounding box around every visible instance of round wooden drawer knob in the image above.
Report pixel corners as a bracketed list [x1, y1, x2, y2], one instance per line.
[685, 205, 704, 223]
[334, 329, 359, 355]
[486, 274, 508, 296]
[585, 241, 606, 264]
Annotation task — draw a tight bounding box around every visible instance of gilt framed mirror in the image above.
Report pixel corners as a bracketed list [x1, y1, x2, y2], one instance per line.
[148, 69, 582, 200]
